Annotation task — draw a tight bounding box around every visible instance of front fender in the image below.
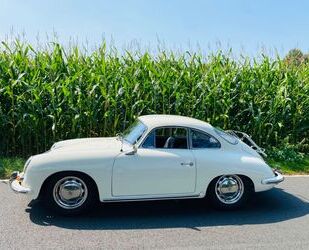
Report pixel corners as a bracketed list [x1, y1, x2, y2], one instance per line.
[23, 151, 117, 201]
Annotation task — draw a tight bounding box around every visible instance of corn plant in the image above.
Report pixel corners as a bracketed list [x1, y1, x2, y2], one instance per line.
[0, 41, 308, 157]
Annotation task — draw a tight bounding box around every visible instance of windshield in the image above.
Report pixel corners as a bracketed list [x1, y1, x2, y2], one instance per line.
[215, 128, 238, 145]
[123, 120, 147, 145]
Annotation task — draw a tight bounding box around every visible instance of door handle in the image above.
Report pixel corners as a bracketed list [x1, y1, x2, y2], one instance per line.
[181, 162, 194, 166]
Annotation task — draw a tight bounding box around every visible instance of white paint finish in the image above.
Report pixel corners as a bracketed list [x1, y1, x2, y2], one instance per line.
[191, 146, 275, 193]
[112, 148, 196, 197]
[22, 137, 125, 200]
[138, 115, 213, 131]
[15, 115, 280, 202]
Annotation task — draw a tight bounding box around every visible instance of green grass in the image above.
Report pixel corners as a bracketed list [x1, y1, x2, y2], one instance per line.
[0, 157, 25, 179]
[0, 156, 308, 179]
[268, 155, 309, 175]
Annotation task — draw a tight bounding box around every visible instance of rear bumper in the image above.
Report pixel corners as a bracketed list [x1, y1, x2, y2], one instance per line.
[10, 171, 31, 194]
[261, 171, 284, 185]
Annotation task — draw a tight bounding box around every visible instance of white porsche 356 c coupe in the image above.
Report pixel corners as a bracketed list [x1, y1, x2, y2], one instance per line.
[10, 115, 284, 214]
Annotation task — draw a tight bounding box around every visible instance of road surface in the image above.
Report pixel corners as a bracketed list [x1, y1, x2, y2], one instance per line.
[0, 176, 309, 249]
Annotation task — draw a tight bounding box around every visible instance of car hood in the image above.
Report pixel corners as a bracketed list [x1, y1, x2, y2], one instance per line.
[25, 137, 128, 178]
[51, 137, 122, 152]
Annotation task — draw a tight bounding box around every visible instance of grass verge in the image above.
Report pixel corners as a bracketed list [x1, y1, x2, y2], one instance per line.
[0, 158, 25, 179]
[0, 155, 309, 179]
[267, 155, 309, 175]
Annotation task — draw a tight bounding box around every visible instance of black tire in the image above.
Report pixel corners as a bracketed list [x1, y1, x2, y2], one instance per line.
[42, 172, 98, 215]
[207, 175, 253, 210]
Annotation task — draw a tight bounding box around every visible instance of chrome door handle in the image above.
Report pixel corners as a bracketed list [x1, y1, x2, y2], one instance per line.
[181, 162, 194, 166]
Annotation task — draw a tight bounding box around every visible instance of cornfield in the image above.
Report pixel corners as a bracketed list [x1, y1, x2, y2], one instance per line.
[0, 41, 308, 157]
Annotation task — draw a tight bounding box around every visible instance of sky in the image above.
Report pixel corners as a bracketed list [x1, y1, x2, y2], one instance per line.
[0, 0, 308, 57]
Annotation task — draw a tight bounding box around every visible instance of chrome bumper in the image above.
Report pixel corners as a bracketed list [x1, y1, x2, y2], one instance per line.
[261, 171, 284, 185]
[10, 171, 31, 193]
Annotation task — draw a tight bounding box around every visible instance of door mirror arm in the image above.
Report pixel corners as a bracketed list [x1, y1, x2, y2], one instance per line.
[125, 144, 137, 155]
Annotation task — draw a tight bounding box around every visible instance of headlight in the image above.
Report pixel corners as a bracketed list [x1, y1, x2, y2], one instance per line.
[23, 157, 32, 173]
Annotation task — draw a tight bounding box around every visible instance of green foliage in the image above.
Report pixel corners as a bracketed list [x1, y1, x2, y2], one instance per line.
[267, 145, 305, 162]
[0, 41, 308, 157]
[268, 155, 309, 175]
[0, 157, 25, 178]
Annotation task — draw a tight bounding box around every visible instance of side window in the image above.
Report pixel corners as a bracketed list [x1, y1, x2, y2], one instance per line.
[191, 129, 220, 149]
[142, 127, 188, 149]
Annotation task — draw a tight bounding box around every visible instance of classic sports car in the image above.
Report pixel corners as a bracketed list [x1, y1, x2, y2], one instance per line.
[10, 115, 284, 214]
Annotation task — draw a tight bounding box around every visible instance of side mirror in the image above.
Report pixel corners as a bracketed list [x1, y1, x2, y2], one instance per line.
[125, 144, 137, 155]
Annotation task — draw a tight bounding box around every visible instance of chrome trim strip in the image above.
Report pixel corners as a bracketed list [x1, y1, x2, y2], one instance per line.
[103, 194, 201, 202]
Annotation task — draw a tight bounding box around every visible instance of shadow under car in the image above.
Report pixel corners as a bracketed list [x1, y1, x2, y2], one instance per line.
[26, 188, 309, 230]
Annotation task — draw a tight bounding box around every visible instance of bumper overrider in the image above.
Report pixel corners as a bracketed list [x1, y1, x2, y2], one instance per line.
[261, 170, 284, 185]
[10, 171, 31, 193]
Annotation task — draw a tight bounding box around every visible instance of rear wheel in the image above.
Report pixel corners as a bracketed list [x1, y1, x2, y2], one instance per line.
[43, 172, 98, 215]
[207, 175, 252, 210]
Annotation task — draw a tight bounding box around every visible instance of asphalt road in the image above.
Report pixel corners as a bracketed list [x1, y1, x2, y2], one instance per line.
[1, 177, 309, 250]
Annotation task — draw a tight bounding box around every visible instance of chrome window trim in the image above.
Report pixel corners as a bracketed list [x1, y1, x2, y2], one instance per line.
[140, 126, 190, 150]
[189, 128, 221, 150]
[123, 119, 148, 146]
[215, 128, 238, 145]
[139, 126, 221, 150]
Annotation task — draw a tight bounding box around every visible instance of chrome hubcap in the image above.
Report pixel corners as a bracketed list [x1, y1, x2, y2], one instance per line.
[215, 175, 244, 204]
[53, 176, 88, 209]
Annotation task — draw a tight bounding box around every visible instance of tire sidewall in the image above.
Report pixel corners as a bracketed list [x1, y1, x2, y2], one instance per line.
[43, 172, 98, 215]
[207, 175, 251, 210]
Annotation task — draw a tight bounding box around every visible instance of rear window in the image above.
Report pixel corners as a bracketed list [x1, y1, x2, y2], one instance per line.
[215, 128, 238, 145]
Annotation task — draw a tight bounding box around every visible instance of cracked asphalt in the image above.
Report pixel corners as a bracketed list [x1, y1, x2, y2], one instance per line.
[1, 176, 309, 249]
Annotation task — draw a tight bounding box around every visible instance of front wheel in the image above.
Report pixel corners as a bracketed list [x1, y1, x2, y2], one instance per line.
[207, 175, 252, 210]
[43, 173, 98, 215]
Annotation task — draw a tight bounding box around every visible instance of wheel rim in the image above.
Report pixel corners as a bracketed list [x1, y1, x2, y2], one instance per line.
[53, 176, 88, 209]
[215, 175, 244, 205]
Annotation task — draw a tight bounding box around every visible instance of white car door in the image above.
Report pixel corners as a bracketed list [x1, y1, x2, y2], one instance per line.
[112, 127, 196, 197]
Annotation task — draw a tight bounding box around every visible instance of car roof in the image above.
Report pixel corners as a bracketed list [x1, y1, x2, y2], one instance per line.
[138, 114, 213, 130]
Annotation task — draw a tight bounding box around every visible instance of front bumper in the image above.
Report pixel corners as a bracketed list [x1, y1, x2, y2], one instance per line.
[10, 171, 31, 193]
[261, 171, 284, 185]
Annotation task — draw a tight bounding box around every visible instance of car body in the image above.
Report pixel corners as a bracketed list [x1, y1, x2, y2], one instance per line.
[10, 115, 284, 214]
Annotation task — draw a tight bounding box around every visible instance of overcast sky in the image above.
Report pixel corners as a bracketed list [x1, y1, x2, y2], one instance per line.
[1, 0, 308, 56]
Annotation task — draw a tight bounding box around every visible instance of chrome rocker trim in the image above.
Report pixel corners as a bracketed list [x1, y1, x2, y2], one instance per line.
[261, 171, 284, 185]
